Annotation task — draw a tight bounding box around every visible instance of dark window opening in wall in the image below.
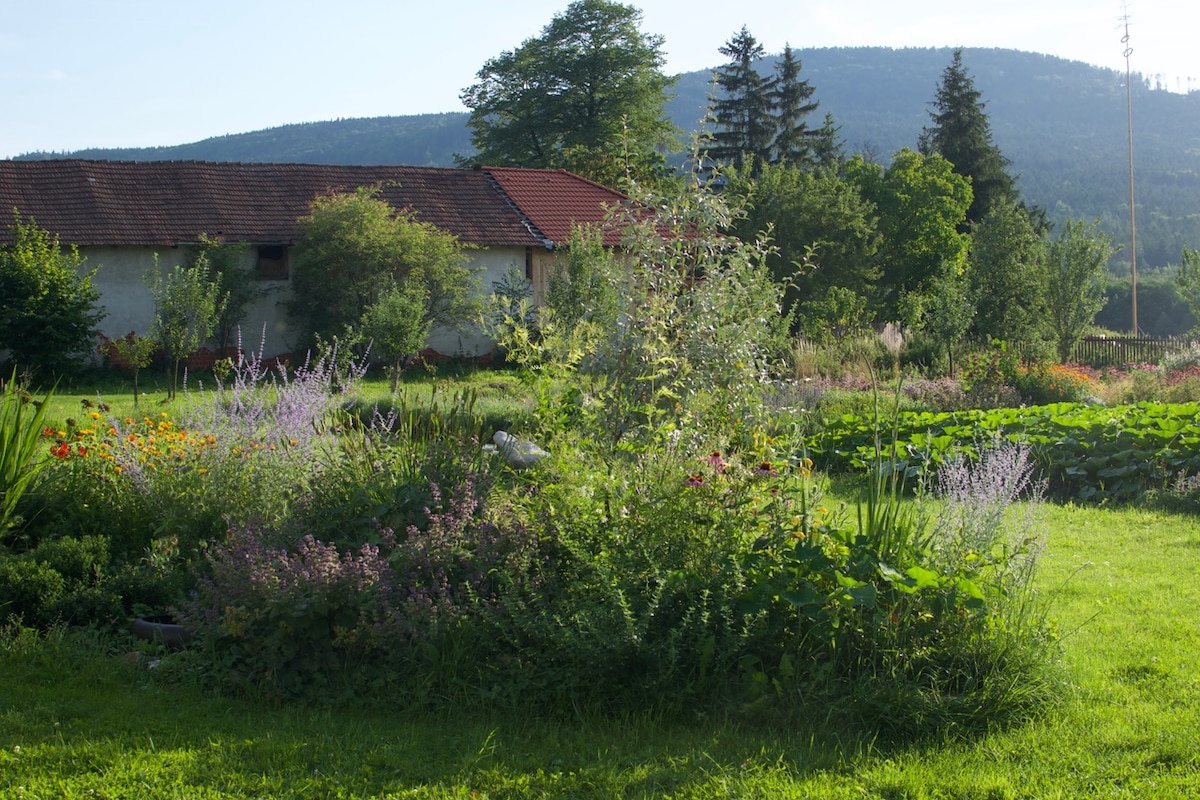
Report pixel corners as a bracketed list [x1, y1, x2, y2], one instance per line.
[256, 244, 288, 280]
[525, 247, 533, 281]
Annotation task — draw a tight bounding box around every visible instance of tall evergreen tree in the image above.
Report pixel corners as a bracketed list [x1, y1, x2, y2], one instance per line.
[707, 26, 776, 173]
[919, 49, 1016, 226]
[770, 45, 820, 166]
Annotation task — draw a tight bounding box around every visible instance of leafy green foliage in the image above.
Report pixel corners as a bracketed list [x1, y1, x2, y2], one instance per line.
[289, 188, 480, 354]
[0, 212, 104, 377]
[492, 177, 790, 452]
[845, 148, 972, 322]
[355, 282, 430, 391]
[968, 200, 1048, 356]
[1174, 245, 1200, 334]
[146, 257, 227, 399]
[185, 234, 260, 353]
[726, 160, 878, 335]
[1044, 219, 1113, 361]
[459, 0, 678, 188]
[811, 399, 1200, 503]
[0, 370, 54, 539]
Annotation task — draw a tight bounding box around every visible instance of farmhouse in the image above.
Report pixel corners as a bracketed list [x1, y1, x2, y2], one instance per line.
[0, 159, 627, 360]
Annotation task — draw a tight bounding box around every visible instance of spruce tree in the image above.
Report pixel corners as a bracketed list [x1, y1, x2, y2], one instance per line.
[770, 45, 820, 166]
[919, 49, 1016, 226]
[708, 26, 776, 173]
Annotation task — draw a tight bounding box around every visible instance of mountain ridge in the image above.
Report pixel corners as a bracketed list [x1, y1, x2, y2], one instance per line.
[14, 46, 1200, 269]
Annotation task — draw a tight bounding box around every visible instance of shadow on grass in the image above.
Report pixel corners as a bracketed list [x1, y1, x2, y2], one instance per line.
[1, 629, 922, 798]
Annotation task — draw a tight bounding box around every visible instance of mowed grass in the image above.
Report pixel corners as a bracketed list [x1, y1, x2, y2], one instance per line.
[3, 501, 1198, 798]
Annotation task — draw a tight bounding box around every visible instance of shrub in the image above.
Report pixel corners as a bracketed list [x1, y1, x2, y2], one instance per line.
[0, 557, 65, 625]
[0, 212, 104, 377]
[178, 475, 543, 702]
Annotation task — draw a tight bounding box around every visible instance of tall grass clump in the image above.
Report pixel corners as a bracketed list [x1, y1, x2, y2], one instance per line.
[1, 369, 54, 540]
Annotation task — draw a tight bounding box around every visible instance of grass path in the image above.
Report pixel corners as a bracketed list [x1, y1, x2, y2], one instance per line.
[3, 504, 1198, 798]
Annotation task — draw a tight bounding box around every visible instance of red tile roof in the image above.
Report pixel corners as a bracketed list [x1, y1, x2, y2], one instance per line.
[0, 160, 621, 249]
[485, 167, 628, 247]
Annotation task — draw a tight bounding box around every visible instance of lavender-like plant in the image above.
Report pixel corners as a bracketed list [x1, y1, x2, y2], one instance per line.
[929, 436, 1045, 579]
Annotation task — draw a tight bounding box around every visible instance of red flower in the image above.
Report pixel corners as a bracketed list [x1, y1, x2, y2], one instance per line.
[51, 441, 70, 459]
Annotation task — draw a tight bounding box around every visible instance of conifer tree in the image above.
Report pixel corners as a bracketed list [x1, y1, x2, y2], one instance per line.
[919, 49, 1016, 226]
[770, 45, 820, 166]
[707, 26, 776, 173]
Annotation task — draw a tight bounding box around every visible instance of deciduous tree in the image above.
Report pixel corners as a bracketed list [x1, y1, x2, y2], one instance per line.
[147, 257, 227, 399]
[968, 200, 1047, 355]
[726, 161, 879, 334]
[845, 148, 973, 322]
[459, 0, 678, 188]
[186, 235, 261, 353]
[1044, 219, 1113, 362]
[1174, 246, 1200, 334]
[0, 212, 104, 378]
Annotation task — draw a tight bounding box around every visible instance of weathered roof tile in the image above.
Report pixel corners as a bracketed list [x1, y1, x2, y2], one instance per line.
[0, 160, 622, 249]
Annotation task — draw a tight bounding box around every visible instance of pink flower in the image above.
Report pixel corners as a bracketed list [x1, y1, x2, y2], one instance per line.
[685, 473, 706, 488]
[705, 450, 728, 472]
[755, 461, 778, 477]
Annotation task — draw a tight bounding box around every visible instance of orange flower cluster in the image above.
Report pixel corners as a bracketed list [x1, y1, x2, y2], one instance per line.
[44, 411, 219, 473]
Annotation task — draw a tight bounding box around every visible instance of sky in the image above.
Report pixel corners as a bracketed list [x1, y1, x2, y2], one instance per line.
[1, 0, 1194, 159]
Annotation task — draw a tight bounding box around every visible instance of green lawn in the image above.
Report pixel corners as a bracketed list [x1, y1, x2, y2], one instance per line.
[4, 502, 1198, 798]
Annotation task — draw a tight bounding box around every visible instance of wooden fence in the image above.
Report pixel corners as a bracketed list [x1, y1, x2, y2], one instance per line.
[1071, 335, 1196, 367]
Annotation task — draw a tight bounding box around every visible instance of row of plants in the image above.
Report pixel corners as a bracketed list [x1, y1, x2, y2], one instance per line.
[809, 397, 1200, 503]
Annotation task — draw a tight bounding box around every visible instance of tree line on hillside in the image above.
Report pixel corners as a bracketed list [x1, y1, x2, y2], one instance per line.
[8, 0, 1200, 381]
[456, 0, 1197, 365]
[17, 40, 1200, 276]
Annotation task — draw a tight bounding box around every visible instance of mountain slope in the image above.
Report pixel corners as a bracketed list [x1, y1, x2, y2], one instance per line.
[15, 47, 1200, 268]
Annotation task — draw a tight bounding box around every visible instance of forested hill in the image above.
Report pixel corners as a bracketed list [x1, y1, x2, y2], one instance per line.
[15, 46, 1200, 269]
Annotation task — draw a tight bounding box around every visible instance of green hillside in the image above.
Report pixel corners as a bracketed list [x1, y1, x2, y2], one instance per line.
[16, 47, 1200, 269]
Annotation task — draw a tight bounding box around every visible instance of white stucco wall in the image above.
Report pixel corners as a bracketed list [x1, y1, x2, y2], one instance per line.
[81, 243, 530, 361]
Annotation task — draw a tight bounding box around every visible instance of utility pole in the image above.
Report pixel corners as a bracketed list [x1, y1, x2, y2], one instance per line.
[1122, 6, 1139, 335]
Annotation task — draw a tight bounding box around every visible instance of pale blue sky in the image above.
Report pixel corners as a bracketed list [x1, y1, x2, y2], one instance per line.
[1, 0, 1192, 158]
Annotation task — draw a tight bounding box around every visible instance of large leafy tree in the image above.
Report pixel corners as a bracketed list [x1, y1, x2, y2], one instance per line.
[968, 199, 1047, 354]
[1043, 219, 1113, 362]
[707, 26, 777, 173]
[289, 188, 480, 353]
[919, 49, 1016, 227]
[0, 211, 104, 378]
[846, 148, 973, 322]
[726, 161, 880, 337]
[459, 0, 677, 188]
